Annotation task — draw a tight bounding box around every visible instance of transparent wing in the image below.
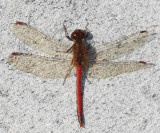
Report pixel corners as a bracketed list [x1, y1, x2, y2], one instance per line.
[10, 22, 72, 58]
[96, 31, 151, 60]
[87, 60, 151, 78]
[7, 53, 75, 78]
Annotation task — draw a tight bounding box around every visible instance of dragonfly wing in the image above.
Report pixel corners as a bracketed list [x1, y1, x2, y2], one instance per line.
[7, 53, 75, 78]
[10, 22, 72, 57]
[96, 31, 150, 60]
[87, 60, 150, 78]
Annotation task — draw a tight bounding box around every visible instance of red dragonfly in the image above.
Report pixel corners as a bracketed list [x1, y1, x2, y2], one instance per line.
[8, 21, 153, 127]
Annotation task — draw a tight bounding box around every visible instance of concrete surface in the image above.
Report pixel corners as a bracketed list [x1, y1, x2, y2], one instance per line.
[0, 0, 160, 132]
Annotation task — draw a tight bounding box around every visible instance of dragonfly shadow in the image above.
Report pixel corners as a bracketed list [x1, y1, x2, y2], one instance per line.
[81, 73, 86, 127]
[80, 31, 97, 127]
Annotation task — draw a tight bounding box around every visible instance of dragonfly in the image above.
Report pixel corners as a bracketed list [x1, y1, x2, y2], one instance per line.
[7, 21, 153, 127]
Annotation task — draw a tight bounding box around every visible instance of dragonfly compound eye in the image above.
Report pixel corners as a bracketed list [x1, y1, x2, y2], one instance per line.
[71, 29, 85, 40]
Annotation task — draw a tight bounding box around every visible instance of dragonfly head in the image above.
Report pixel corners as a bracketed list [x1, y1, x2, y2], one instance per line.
[71, 29, 85, 41]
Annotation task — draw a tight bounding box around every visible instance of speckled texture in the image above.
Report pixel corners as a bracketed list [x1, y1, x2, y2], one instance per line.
[0, 0, 160, 133]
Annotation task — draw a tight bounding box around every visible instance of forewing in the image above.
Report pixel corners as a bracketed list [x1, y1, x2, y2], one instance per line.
[88, 60, 150, 78]
[10, 22, 72, 57]
[7, 53, 75, 78]
[96, 31, 150, 60]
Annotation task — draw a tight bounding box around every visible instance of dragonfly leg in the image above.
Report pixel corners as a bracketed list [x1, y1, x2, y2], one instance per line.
[85, 23, 89, 38]
[63, 24, 73, 41]
[63, 65, 74, 85]
[56, 46, 73, 53]
[65, 46, 73, 53]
